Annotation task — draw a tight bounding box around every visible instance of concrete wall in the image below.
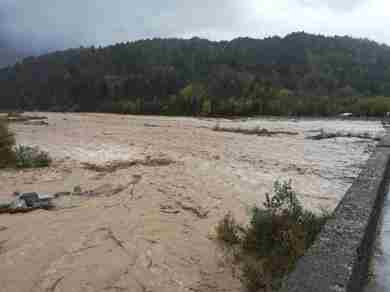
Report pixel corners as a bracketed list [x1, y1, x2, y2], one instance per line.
[279, 135, 390, 292]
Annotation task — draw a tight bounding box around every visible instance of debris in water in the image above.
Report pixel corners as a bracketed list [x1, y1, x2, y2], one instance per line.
[0, 192, 54, 214]
[81, 157, 175, 172]
[212, 125, 298, 136]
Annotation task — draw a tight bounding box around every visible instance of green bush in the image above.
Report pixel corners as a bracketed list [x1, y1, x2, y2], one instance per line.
[0, 121, 52, 169]
[14, 145, 52, 168]
[216, 212, 241, 246]
[216, 180, 330, 292]
[241, 259, 269, 292]
[0, 120, 16, 168]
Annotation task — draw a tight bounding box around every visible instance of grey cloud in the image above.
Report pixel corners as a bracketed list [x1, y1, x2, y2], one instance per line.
[298, 0, 367, 11]
[0, 0, 244, 53]
[0, 0, 389, 58]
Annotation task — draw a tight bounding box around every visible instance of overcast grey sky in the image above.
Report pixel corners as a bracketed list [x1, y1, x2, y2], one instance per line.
[0, 0, 389, 53]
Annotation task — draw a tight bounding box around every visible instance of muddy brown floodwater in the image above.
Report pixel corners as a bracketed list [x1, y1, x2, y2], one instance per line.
[0, 113, 384, 292]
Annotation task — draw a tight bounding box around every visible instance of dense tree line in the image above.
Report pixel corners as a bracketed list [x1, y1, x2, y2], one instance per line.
[1, 32, 390, 116]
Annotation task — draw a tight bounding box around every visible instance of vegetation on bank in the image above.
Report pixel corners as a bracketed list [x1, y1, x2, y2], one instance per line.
[216, 180, 330, 291]
[0, 120, 51, 169]
[0, 120, 16, 168]
[2, 33, 390, 116]
[13, 145, 52, 168]
[83, 94, 390, 117]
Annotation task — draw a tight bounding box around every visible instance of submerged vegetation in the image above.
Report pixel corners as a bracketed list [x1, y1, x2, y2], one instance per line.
[2, 33, 390, 116]
[13, 145, 52, 168]
[0, 120, 51, 169]
[0, 120, 16, 168]
[216, 180, 330, 291]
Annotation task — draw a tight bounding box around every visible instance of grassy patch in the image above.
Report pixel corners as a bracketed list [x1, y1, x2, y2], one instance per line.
[216, 180, 330, 291]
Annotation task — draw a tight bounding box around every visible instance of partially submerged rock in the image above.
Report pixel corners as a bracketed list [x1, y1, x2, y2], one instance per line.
[19, 192, 40, 207]
[0, 192, 54, 214]
[0, 183, 131, 215]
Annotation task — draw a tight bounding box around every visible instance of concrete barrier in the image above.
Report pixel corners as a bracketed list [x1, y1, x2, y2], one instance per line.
[279, 134, 390, 292]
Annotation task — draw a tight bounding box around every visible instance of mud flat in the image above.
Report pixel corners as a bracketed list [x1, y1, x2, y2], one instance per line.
[0, 113, 384, 292]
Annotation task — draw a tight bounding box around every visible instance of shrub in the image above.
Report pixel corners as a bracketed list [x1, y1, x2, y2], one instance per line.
[0, 121, 52, 169]
[14, 145, 52, 168]
[216, 180, 330, 292]
[216, 212, 241, 245]
[241, 259, 269, 292]
[0, 120, 16, 168]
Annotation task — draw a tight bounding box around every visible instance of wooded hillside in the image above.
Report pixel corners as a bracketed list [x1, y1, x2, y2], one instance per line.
[2, 32, 390, 116]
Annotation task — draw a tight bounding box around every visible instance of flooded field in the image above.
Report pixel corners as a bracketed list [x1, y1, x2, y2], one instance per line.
[0, 113, 384, 292]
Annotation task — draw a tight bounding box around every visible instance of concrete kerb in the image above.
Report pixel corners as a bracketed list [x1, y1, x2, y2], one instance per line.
[279, 134, 390, 292]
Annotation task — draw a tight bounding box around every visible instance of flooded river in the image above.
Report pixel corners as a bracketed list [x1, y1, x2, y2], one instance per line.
[0, 113, 385, 292]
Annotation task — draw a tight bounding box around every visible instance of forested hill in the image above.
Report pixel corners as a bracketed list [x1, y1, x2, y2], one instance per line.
[0, 48, 20, 68]
[2, 32, 390, 116]
[0, 39, 24, 69]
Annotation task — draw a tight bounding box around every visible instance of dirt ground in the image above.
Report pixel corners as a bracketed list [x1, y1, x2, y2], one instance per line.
[0, 113, 384, 292]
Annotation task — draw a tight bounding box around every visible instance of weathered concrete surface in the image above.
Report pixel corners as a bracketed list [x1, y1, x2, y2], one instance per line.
[279, 134, 390, 292]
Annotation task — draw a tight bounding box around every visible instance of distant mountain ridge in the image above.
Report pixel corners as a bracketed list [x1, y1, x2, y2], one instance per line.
[1, 32, 390, 116]
[0, 36, 30, 68]
[0, 47, 23, 68]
